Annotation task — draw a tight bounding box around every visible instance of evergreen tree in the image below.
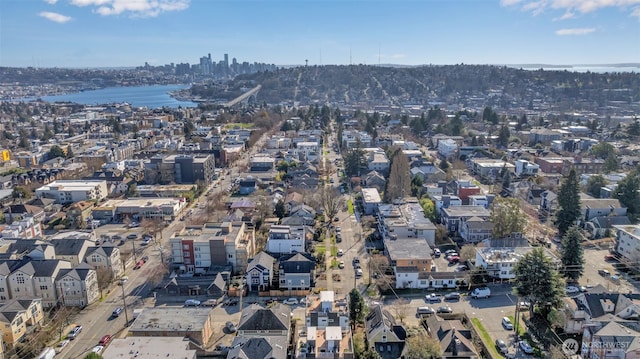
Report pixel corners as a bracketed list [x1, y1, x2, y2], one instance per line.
[585, 174, 608, 198]
[498, 124, 510, 147]
[604, 152, 619, 173]
[614, 169, 640, 221]
[348, 288, 366, 327]
[274, 199, 286, 219]
[555, 168, 582, 236]
[560, 226, 585, 282]
[385, 147, 411, 202]
[514, 247, 565, 308]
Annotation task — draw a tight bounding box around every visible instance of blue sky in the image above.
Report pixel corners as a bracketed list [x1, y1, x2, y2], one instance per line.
[1, 0, 638, 68]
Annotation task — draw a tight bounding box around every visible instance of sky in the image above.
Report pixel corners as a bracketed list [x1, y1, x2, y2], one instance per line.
[0, 0, 639, 68]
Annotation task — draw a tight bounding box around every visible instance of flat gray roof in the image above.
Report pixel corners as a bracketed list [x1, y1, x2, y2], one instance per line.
[102, 337, 196, 359]
[129, 307, 212, 333]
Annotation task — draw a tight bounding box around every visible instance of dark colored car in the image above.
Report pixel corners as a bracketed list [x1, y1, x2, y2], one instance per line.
[444, 292, 461, 301]
[437, 306, 453, 314]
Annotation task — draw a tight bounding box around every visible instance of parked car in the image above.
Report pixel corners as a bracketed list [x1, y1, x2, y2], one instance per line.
[444, 292, 461, 301]
[565, 286, 580, 294]
[417, 306, 435, 315]
[134, 260, 144, 269]
[336, 233, 342, 242]
[141, 255, 149, 263]
[502, 317, 514, 330]
[337, 249, 344, 256]
[99, 334, 112, 345]
[225, 321, 237, 333]
[355, 268, 363, 277]
[118, 239, 125, 246]
[338, 261, 345, 269]
[112, 307, 123, 317]
[437, 306, 453, 314]
[496, 339, 509, 355]
[425, 293, 442, 303]
[448, 256, 460, 264]
[471, 287, 491, 299]
[611, 274, 621, 283]
[126, 233, 137, 240]
[519, 340, 534, 354]
[118, 276, 128, 285]
[68, 325, 82, 340]
[433, 248, 441, 257]
[283, 298, 299, 305]
[55, 340, 70, 353]
[518, 301, 531, 310]
[91, 345, 104, 353]
[598, 269, 611, 277]
[184, 299, 201, 307]
[202, 299, 218, 307]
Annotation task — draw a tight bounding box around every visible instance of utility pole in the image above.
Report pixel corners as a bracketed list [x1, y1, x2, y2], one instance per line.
[121, 282, 129, 326]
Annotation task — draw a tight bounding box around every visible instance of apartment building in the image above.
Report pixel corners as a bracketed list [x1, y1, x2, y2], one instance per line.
[614, 224, 640, 272]
[35, 180, 108, 204]
[56, 263, 99, 307]
[170, 222, 256, 274]
[8, 260, 72, 308]
[377, 201, 436, 246]
[0, 298, 44, 348]
[266, 225, 306, 255]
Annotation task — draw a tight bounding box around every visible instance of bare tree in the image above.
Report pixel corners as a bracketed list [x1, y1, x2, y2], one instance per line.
[96, 267, 114, 298]
[459, 244, 477, 263]
[392, 298, 410, 324]
[320, 186, 345, 223]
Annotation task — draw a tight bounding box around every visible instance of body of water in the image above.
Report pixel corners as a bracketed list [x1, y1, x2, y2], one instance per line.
[38, 84, 197, 108]
[516, 66, 640, 73]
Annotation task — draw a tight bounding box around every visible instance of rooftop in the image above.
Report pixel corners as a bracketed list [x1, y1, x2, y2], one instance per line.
[102, 337, 197, 359]
[129, 307, 212, 333]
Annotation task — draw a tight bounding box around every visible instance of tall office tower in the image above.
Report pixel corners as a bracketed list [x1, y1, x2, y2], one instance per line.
[199, 53, 212, 76]
[224, 54, 229, 68]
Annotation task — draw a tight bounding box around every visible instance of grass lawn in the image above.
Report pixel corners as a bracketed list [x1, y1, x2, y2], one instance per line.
[223, 123, 254, 129]
[508, 315, 526, 337]
[330, 245, 338, 257]
[471, 318, 502, 359]
[315, 245, 326, 255]
[347, 199, 354, 214]
[330, 259, 339, 268]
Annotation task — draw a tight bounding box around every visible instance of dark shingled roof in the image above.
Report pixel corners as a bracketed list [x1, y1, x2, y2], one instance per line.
[57, 263, 93, 281]
[50, 238, 91, 256]
[237, 304, 290, 332]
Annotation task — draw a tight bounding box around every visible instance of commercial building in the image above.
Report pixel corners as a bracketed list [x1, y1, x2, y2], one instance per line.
[129, 307, 215, 346]
[92, 197, 187, 223]
[144, 154, 215, 185]
[35, 180, 108, 204]
[102, 337, 197, 359]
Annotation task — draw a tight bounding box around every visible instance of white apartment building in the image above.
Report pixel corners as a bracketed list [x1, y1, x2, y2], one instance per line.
[377, 201, 437, 246]
[475, 248, 530, 280]
[296, 141, 320, 161]
[266, 225, 305, 254]
[368, 152, 390, 173]
[0, 217, 43, 239]
[515, 159, 540, 177]
[614, 225, 640, 272]
[437, 138, 458, 158]
[35, 180, 108, 204]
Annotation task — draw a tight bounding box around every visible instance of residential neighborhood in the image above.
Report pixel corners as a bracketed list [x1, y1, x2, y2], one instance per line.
[0, 63, 638, 359]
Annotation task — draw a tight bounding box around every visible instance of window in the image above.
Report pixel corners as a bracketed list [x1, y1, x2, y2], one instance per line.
[0, 288, 4, 292]
[39, 286, 48, 291]
[16, 274, 25, 284]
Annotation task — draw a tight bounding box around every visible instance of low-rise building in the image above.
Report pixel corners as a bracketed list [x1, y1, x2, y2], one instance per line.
[441, 206, 491, 234]
[129, 307, 215, 346]
[85, 245, 124, 280]
[56, 263, 99, 307]
[266, 225, 306, 255]
[515, 159, 540, 177]
[101, 337, 197, 359]
[361, 188, 382, 215]
[92, 197, 187, 223]
[8, 259, 72, 308]
[35, 180, 108, 204]
[279, 252, 315, 291]
[614, 224, 640, 273]
[246, 252, 275, 292]
[365, 305, 406, 359]
[0, 298, 44, 348]
[377, 201, 436, 247]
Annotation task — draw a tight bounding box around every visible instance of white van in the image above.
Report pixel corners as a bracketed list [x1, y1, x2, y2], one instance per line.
[417, 306, 435, 315]
[471, 287, 491, 299]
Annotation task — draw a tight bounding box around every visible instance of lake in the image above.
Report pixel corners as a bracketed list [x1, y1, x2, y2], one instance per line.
[38, 84, 197, 108]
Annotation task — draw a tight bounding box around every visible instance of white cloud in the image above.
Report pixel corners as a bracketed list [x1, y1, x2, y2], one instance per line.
[68, 0, 189, 17]
[38, 11, 72, 23]
[555, 27, 597, 35]
[502, 0, 640, 18]
[554, 10, 576, 20]
[43, 0, 59, 4]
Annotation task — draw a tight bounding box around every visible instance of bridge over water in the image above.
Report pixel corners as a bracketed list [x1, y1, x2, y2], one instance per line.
[223, 85, 261, 108]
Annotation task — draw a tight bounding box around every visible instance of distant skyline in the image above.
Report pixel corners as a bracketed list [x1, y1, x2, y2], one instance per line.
[1, 0, 639, 68]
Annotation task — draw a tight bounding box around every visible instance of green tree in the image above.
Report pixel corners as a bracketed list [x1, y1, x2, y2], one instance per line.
[554, 168, 582, 236]
[343, 141, 366, 177]
[361, 349, 383, 359]
[513, 247, 565, 308]
[183, 120, 196, 137]
[498, 124, 510, 147]
[65, 145, 74, 159]
[490, 197, 526, 239]
[349, 288, 366, 327]
[604, 152, 619, 173]
[419, 198, 437, 222]
[627, 120, 640, 136]
[585, 174, 608, 198]
[12, 186, 32, 200]
[591, 142, 615, 159]
[274, 199, 286, 219]
[48, 145, 65, 159]
[125, 182, 138, 197]
[410, 175, 423, 198]
[385, 147, 411, 202]
[439, 159, 449, 172]
[614, 169, 640, 221]
[404, 334, 441, 359]
[559, 226, 585, 282]
[18, 135, 30, 149]
[84, 353, 103, 359]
